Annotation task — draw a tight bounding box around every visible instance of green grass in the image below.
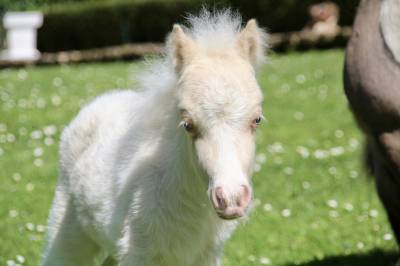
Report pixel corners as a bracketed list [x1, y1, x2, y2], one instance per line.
[0, 50, 398, 265]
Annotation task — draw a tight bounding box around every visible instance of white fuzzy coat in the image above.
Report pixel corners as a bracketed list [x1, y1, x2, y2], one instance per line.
[41, 9, 267, 266]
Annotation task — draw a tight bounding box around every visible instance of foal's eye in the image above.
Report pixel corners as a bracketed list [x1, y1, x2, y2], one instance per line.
[251, 116, 263, 129]
[183, 121, 194, 132]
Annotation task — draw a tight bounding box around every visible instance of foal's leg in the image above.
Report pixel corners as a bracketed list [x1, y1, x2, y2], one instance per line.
[42, 189, 100, 266]
[101, 256, 118, 266]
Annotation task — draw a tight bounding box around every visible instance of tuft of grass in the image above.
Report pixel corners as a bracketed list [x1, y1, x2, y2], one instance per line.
[0, 50, 397, 266]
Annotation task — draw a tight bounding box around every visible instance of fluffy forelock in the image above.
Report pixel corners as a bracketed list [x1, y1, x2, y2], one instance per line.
[184, 8, 242, 51]
[138, 9, 267, 95]
[165, 8, 268, 68]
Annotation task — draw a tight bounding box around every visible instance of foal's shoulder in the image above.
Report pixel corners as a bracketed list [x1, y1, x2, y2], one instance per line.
[60, 89, 138, 155]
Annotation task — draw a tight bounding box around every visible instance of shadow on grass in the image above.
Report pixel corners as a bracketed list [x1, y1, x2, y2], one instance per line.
[285, 249, 398, 266]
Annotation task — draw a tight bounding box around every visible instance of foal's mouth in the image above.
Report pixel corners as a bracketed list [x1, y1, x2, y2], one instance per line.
[214, 205, 248, 220]
[216, 212, 243, 220]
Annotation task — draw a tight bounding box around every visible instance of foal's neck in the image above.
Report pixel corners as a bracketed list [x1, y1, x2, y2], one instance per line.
[157, 98, 209, 206]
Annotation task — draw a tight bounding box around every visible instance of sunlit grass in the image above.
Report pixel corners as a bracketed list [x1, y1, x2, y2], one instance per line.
[0, 50, 397, 266]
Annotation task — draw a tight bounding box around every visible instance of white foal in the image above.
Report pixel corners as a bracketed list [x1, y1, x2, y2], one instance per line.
[41, 10, 268, 266]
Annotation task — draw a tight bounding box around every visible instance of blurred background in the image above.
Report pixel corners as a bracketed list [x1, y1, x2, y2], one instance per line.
[0, 0, 359, 58]
[1, 1, 399, 266]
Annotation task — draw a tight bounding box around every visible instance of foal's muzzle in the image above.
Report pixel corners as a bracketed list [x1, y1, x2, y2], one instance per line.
[210, 185, 252, 220]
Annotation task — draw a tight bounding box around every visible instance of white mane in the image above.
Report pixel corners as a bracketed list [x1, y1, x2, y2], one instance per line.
[183, 9, 242, 52]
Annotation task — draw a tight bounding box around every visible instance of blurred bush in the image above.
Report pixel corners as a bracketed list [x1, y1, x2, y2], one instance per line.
[0, 0, 105, 12]
[38, 1, 199, 52]
[35, 0, 360, 52]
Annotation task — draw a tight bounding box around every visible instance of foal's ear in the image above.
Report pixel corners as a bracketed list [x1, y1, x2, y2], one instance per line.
[167, 24, 197, 74]
[237, 19, 268, 69]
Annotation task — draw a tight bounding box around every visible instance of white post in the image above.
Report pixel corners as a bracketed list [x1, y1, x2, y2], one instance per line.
[1, 12, 43, 61]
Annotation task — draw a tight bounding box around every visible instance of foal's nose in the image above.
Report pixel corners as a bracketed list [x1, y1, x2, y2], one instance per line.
[210, 185, 252, 219]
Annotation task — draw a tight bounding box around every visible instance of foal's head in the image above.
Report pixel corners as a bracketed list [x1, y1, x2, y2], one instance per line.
[168, 12, 267, 220]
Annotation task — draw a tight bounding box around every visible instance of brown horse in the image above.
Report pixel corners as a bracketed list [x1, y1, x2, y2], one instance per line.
[344, 0, 400, 254]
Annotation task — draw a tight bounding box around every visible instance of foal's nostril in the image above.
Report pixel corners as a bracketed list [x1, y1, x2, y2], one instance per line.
[237, 185, 252, 208]
[214, 187, 228, 210]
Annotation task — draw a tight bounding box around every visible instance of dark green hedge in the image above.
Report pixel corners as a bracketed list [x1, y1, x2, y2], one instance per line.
[228, 0, 359, 32]
[0, 0, 105, 12]
[37, 0, 360, 52]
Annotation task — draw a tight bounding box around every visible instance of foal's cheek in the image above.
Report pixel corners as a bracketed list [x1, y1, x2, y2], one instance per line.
[247, 150, 257, 177]
[193, 138, 217, 177]
[236, 135, 256, 177]
[247, 138, 257, 177]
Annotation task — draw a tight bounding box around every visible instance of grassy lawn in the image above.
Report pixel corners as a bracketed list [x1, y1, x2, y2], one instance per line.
[0, 49, 398, 265]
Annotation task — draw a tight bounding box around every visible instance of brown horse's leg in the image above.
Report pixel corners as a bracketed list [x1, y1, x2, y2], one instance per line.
[364, 139, 375, 176]
[371, 132, 400, 245]
[375, 162, 400, 245]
